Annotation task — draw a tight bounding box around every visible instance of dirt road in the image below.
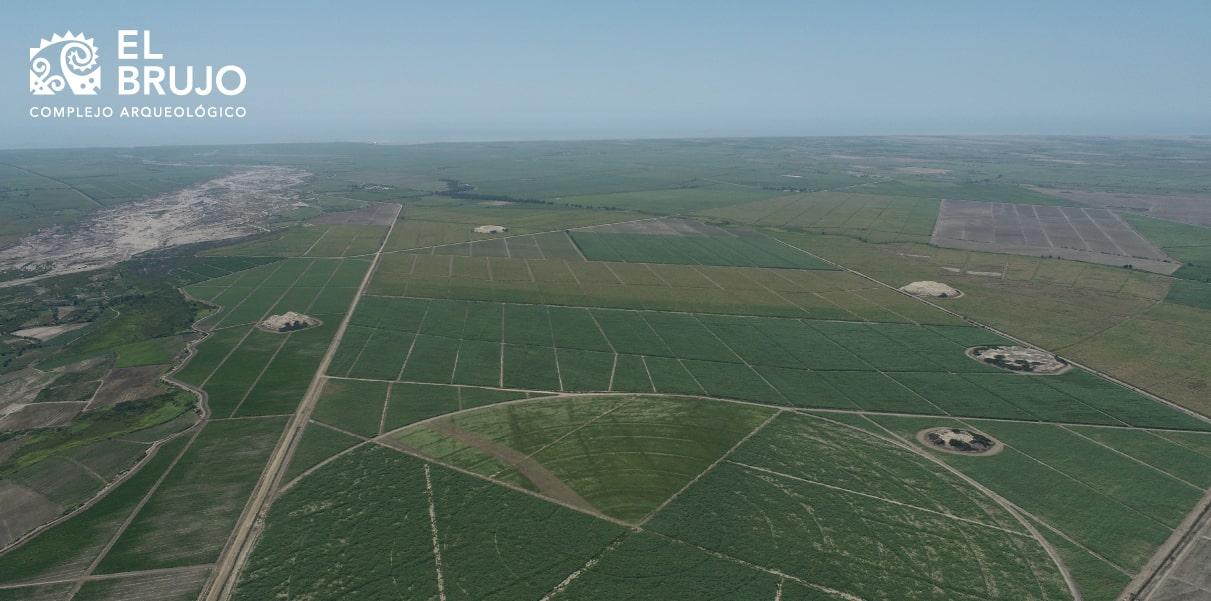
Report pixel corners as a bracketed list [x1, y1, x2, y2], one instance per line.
[200, 203, 400, 601]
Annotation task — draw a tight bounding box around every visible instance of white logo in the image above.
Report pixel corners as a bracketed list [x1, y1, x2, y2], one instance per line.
[30, 32, 100, 96]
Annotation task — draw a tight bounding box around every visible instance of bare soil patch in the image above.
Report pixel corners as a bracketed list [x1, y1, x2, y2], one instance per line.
[0, 166, 310, 287]
[576, 217, 746, 237]
[422, 418, 597, 513]
[967, 345, 1070, 374]
[917, 427, 1003, 456]
[0, 402, 83, 432]
[1031, 187, 1211, 228]
[0, 481, 62, 548]
[86, 365, 169, 411]
[932, 200, 1178, 274]
[9, 323, 90, 342]
[899, 280, 962, 298]
[0, 368, 58, 413]
[309, 203, 399, 226]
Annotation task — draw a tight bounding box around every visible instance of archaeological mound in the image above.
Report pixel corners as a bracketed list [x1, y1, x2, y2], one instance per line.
[899, 281, 962, 298]
[918, 427, 1001, 455]
[967, 345, 1068, 374]
[258, 311, 321, 333]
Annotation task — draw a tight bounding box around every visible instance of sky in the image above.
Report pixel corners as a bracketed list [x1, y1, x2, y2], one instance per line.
[1, 0, 1209, 148]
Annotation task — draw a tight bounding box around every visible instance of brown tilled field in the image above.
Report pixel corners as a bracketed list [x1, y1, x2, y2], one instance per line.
[932, 200, 1178, 273]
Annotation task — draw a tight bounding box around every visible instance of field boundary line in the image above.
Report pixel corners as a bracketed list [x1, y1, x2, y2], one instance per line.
[1080, 208, 1129, 256]
[276, 434, 372, 495]
[395, 304, 433, 381]
[423, 464, 448, 601]
[487, 401, 628, 480]
[202, 203, 401, 601]
[378, 382, 393, 435]
[644, 530, 867, 601]
[562, 259, 584, 285]
[227, 257, 341, 418]
[951, 418, 1180, 533]
[0, 162, 105, 209]
[1020, 510, 1133, 577]
[64, 425, 204, 598]
[765, 233, 1211, 427]
[374, 437, 632, 528]
[322, 375, 1210, 434]
[1058, 425, 1204, 491]
[817, 411, 1083, 601]
[358, 292, 936, 328]
[638, 409, 780, 526]
[380, 215, 661, 256]
[536, 535, 629, 601]
[309, 413, 372, 441]
[1128, 484, 1211, 600]
[690, 313, 789, 404]
[65, 457, 107, 485]
[728, 461, 1029, 536]
[198, 260, 305, 389]
[0, 563, 214, 591]
[300, 227, 331, 257]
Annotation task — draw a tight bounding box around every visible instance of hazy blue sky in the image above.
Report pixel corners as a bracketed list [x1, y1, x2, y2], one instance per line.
[2, 0, 1209, 148]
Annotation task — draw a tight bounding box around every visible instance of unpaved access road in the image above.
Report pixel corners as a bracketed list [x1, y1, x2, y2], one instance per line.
[200, 203, 401, 601]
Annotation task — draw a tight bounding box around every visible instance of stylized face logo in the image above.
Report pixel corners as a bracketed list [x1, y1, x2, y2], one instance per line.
[30, 32, 100, 96]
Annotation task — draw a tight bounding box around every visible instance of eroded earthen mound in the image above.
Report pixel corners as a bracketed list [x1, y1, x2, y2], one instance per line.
[258, 312, 321, 333]
[899, 281, 962, 298]
[968, 345, 1068, 374]
[918, 427, 1001, 455]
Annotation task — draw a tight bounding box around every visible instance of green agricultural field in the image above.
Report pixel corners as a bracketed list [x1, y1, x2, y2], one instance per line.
[699, 191, 941, 244]
[233, 445, 625, 601]
[864, 412, 1211, 585]
[556, 185, 785, 213]
[95, 417, 286, 573]
[569, 231, 835, 268]
[367, 253, 966, 322]
[319, 296, 1206, 430]
[1123, 214, 1211, 282]
[207, 224, 389, 258]
[383, 199, 641, 252]
[7, 138, 1211, 601]
[395, 395, 774, 522]
[238, 398, 1135, 600]
[0, 434, 192, 586]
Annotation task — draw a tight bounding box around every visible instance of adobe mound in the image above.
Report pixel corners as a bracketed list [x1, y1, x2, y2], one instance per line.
[918, 427, 1001, 455]
[899, 281, 962, 298]
[968, 345, 1068, 374]
[258, 311, 321, 333]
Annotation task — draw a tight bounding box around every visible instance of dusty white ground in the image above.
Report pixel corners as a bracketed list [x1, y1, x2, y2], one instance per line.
[899, 281, 962, 298]
[9, 323, 89, 341]
[0, 166, 309, 287]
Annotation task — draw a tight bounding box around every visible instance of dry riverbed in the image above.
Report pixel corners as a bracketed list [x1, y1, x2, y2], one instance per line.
[0, 166, 309, 287]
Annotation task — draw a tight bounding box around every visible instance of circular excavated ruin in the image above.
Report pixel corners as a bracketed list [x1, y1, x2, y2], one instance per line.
[917, 427, 1002, 456]
[967, 345, 1069, 374]
[899, 280, 963, 299]
[258, 312, 322, 333]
